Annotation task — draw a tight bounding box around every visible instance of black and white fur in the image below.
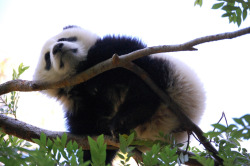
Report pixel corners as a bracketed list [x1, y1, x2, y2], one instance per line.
[33, 26, 205, 164]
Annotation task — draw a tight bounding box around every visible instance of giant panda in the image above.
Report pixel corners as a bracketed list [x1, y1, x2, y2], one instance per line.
[33, 25, 205, 164]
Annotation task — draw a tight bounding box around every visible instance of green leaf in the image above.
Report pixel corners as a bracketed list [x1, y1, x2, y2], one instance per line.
[52, 145, 58, 157]
[66, 140, 73, 156]
[32, 138, 41, 145]
[61, 133, 67, 147]
[236, 7, 242, 16]
[97, 134, 104, 146]
[60, 147, 68, 160]
[117, 153, 125, 160]
[127, 133, 134, 146]
[212, 123, 227, 131]
[191, 155, 214, 166]
[57, 152, 62, 162]
[119, 135, 127, 153]
[76, 148, 84, 163]
[17, 63, 29, 78]
[151, 144, 160, 154]
[194, 0, 203, 7]
[70, 155, 77, 166]
[212, 2, 224, 9]
[242, 114, 250, 125]
[22, 66, 30, 71]
[47, 138, 53, 151]
[222, 5, 238, 11]
[204, 131, 221, 139]
[233, 117, 245, 127]
[227, 124, 238, 131]
[40, 132, 47, 146]
[242, 8, 248, 20]
[88, 135, 106, 166]
[120, 160, 125, 165]
[72, 141, 78, 151]
[12, 69, 17, 80]
[232, 13, 237, 23]
[237, 16, 242, 26]
[142, 145, 160, 166]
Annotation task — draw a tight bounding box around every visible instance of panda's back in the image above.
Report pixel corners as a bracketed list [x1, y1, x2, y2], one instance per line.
[77, 36, 174, 90]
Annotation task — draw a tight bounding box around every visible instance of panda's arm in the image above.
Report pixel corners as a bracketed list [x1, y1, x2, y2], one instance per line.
[110, 81, 161, 135]
[77, 36, 147, 72]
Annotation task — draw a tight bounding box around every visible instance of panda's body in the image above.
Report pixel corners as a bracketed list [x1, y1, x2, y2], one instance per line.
[33, 26, 205, 164]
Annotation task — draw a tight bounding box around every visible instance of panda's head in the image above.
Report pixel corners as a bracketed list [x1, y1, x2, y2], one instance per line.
[33, 26, 99, 83]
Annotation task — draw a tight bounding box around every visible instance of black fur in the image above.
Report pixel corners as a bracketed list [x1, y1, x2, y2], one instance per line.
[57, 36, 77, 42]
[44, 52, 51, 70]
[57, 35, 175, 163]
[63, 25, 79, 30]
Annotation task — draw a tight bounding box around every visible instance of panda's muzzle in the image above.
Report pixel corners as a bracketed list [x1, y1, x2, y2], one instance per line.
[52, 43, 79, 69]
[52, 43, 64, 68]
[53, 43, 64, 55]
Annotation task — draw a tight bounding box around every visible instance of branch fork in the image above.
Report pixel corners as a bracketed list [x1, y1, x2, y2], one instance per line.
[1, 26, 250, 165]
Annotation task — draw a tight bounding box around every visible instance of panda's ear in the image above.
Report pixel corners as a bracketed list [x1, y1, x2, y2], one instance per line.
[63, 25, 79, 30]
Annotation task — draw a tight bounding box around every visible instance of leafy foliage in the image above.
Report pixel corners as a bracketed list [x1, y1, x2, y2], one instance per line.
[0, 63, 29, 118]
[0, 130, 33, 166]
[0, 65, 249, 165]
[12, 63, 30, 80]
[140, 144, 179, 166]
[137, 132, 188, 166]
[32, 133, 89, 166]
[0, 130, 90, 165]
[192, 114, 250, 166]
[194, 0, 249, 26]
[212, 0, 250, 26]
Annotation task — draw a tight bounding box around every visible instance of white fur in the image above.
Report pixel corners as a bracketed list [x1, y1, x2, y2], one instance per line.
[135, 54, 205, 142]
[33, 27, 99, 83]
[33, 27, 99, 97]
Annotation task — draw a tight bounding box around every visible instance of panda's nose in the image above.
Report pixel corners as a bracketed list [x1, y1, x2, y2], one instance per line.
[53, 43, 64, 55]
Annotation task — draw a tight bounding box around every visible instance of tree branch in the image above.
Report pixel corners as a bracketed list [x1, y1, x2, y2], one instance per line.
[0, 26, 249, 95]
[0, 114, 119, 150]
[0, 114, 203, 165]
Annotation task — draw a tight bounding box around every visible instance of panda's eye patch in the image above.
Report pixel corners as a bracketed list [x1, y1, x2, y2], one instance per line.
[44, 52, 51, 70]
[57, 37, 77, 42]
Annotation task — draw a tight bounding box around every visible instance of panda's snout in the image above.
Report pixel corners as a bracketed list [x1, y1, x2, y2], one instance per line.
[51, 42, 80, 70]
[53, 43, 64, 55]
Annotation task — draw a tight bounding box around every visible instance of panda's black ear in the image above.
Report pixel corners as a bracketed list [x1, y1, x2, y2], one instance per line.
[63, 25, 79, 30]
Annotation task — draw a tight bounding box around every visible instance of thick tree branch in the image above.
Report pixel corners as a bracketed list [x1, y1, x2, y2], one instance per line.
[0, 114, 119, 149]
[0, 114, 201, 165]
[0, 26, 250, 95]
